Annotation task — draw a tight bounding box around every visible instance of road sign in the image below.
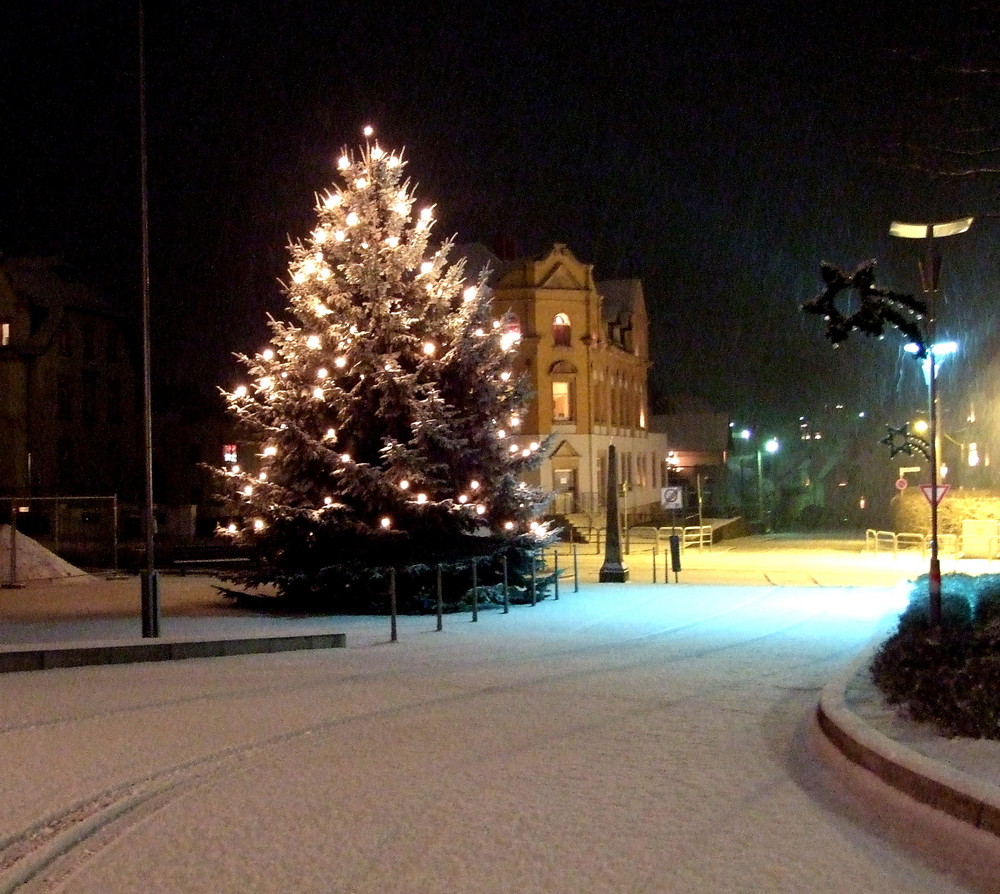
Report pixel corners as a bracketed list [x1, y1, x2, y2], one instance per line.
[895, 478, 908, 490]
[661, 486, 684, 510]
[920, 484, 950, 506]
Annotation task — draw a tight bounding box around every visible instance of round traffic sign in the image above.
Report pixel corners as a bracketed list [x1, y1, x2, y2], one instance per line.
[895, 477, 908, 490]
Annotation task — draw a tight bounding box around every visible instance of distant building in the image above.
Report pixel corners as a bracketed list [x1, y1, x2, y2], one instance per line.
[649, 395, 731, 520]
[0, 257, 140, 499]
[650, 395, 730, 478]
[462, 243, 671, 522]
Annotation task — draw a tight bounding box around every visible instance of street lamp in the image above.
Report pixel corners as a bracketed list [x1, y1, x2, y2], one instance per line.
[758, 438, 780, 532]
[890, 217, 973, 626]
[739, 430, 779, 531]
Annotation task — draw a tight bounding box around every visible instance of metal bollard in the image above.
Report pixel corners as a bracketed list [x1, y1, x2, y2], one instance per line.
[390, 567, 398, 642]
[531, 551, 537, 606]
[573, 541, 579, 592]
[503, 555, 509, 613]
[436, 564, 443, 631]
[554, 550, 560, 600]
[471, 560, 478, 622]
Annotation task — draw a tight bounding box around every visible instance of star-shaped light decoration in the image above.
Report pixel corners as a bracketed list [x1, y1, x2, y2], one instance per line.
[880, 423, 931, 461]
[802, 260, 928, 355]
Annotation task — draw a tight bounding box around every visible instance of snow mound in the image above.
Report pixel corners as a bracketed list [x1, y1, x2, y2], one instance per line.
[0, 525, 89, 583]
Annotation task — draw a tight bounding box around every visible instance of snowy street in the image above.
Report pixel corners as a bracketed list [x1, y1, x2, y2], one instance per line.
[1, 582, 999, 893]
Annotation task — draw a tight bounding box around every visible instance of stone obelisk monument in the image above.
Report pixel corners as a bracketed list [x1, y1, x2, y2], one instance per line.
[599, 444, 629, 582]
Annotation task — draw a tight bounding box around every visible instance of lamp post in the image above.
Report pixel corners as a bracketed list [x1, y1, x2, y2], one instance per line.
[138, 0, 160, 636]
[739, 430, 778, 532]
[890, 217, 973, 626]
[757, 438, 780, 533]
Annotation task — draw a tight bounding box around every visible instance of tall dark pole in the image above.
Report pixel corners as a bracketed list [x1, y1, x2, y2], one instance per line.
[890, 216, 973, 628]
[139, 0, 160, 637]
[924, 230, 942, 627]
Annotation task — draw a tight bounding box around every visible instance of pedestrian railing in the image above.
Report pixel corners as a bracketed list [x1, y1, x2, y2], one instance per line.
[677, 525, 713, 551]
[865, 528, 960, 559]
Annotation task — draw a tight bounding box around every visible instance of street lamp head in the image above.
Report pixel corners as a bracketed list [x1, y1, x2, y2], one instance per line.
[738, 429, 751, 441]
[906, 340, 958, 386]
[905, 341, 957, 358]
[764, 438, 779, 454]
[890, 218, 974, 239]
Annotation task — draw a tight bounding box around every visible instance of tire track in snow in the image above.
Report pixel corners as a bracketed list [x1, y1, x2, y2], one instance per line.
[0, 590, 852, 891]
[0, 587, 775, 739]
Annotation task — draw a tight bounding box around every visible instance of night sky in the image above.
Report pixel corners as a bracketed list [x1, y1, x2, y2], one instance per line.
[6, 1, 1000, 432]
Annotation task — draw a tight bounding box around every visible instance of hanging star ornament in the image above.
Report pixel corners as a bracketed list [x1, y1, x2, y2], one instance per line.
[802, 260, 928, 355]
[880, 423, 931, 461]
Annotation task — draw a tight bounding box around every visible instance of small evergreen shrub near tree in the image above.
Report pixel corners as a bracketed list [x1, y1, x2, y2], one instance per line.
[872, 573, 1000, 738]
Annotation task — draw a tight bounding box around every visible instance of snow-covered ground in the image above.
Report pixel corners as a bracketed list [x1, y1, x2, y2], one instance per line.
[0, 525, 88, 584]
[1, 578, 999, 893]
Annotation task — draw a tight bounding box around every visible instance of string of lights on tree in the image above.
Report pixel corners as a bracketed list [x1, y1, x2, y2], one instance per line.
[217, 127, 552, 582]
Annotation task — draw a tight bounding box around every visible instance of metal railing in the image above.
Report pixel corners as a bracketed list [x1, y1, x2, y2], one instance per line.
[864, 528, 960, 559]
[585, 524, 713, 556]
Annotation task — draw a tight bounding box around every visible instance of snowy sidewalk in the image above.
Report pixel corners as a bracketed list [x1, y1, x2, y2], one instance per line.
[0, 574, 998, 891]
[0, 576, 1000, 894]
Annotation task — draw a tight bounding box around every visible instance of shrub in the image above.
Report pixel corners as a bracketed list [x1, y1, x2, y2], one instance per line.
[221, 542, 554, 615]
[872, 573, 1000, 738]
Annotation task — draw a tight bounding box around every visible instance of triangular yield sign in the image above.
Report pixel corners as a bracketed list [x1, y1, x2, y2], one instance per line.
[920, 484, 950, 506]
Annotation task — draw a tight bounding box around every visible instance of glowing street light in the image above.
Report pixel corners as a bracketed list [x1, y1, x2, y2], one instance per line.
[904, 340, 958, 387]
[890, 217, 973, 626]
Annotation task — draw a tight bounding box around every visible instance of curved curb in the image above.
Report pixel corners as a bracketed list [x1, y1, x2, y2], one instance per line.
[817, 648, 1000, 837]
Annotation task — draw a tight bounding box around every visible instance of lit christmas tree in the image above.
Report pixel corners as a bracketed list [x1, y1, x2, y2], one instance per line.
[217, 128, 552, 609]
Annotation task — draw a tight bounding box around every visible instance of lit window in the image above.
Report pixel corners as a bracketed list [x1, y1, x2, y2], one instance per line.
[0, 322, 9, 346]
[553, 313, 571, 347]
[552, 381, 573, 421]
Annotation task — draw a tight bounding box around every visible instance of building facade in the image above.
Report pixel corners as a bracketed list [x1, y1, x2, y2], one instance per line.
[470, 243, 671, 523]
[0, 257, 140, 500]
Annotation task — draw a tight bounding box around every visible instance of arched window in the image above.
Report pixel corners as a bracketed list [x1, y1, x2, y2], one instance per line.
[553, 313, 571, 347]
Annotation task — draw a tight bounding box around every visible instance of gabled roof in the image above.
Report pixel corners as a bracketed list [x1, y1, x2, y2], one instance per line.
[550, 439, 581, 459]
[462, 243, 596, 292]
[649, 411, 731, 454]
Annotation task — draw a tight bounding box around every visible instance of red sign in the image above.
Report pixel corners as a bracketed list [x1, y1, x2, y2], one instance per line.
[920, 484, 950, 506]
[895, 478, 908, 491]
